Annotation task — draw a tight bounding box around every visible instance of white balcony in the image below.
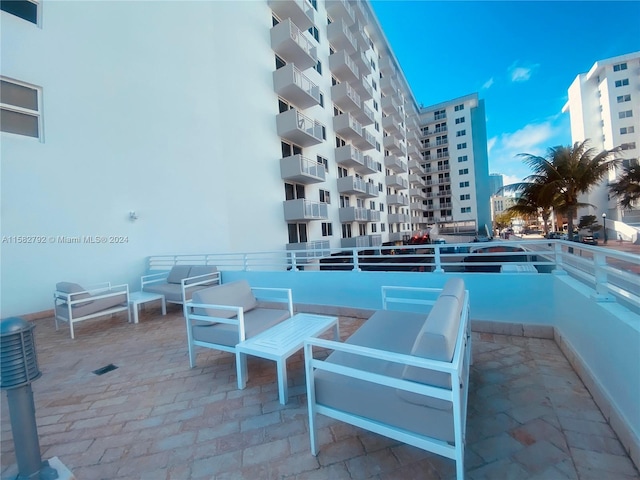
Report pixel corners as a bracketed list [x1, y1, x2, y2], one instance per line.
[325, 0, 356, 25]
[387, 194, 409, 206]
[333, 112, 363, 141]
[384, 155, 407, 173]
[367, 209, 381, 222]
[381, 95, 400, 116]
[329, 50, 359, 82]
[355, 154, 378, 175]
[382, 114, 400, 134]
[351, 50, 371, 76]
[364, 181, 379, 198]
[386, 174, 408, 190]
[353, 128, 375, 150]
[280, 154, 326, 184]
[411, 202, 428, 211]
[378, 55, 397, 76]
[283, 198, 328, 221]
[341, 235, 370, 248]
[271, 18, 318, 71]
[409, 174, 426, 187]
[352, 77, 373, 100]
[334, 144, 365, 170]
[273, 63, 321, 109]
[350, 20, 368, 50]
[380, 75, 399, 96]
[268, 0, 316, 31]
[339, 206, 368, 222]
[337, 175, 367, 195]
[331, 82, 361, 112]
[352, 103, 375, 126]
[326, 18, 357, 54]
[383, 135, 404, 155]
[388, 213, 411, 224]
[409, 188, 427, 199]
[276, 108, 324, 147]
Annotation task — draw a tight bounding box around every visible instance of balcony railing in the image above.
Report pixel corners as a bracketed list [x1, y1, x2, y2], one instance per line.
[268, 0, 316, 31]
[365, 181, 379, 197]
[352, 50, 371, 76]
[354, 128, 375, 150]
[335, 144, 364, 169]
[273, 63, 321, 109]
[331, 82, 361, 112]
[337, 175, 367, 195]
[384, 155, 407, 173]
[387, 194, 409, 206]
[385, 174, 408, 190]
[280, 154, 326, 184]
[355, 154, 377, 175]
[380, 75, 399, 96]
[421, 126, 447, 138]
[325, 0, 356, 25]
[326, 17, 357, 53]
[350, 20, 368, 50]
[353, 77, 374, 100]
[283, 198, 328, 221]
[353, 103, 374, 126]
[329, 50, 359, 82]
[276, 108, 325, 147]
[270, 18, 318, 70]
[333, 112, 363, 141]
[409, 174, 426, 187]
[381, 95, 400, 115]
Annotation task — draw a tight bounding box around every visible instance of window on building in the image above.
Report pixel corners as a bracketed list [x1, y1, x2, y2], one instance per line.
[288, 223, 308, 244]
[372, 80, 377, 91]
[373, 100, 379, 111]
[456, 129, 466, 137]
[319, 189, 331, 204]
[275, 55, 286, 70]
[319, 92, 324, 108]
[381, 223, 386, 232]
[358, 224, 367, 236]
[272, 15, 280, 27]
[617, 94, 631, 103]
[461, 207, 471, 213]
[458, 155, 468, 162]
[615, 79, 630, 87]
[337, 166, 348, 178]
[374, 121, 379, 132]
[314, 60, 322, 75]
[620, 142, 637, 151]
[284, 183, 305, 200]
[619, 110, 633, 119]
[281, 141, 302, 158]
[1, 0, 39, 24]
[459, 168, 469, 175]
[457, 143, 467, 150]
[455, 117, 465, 124]
[621, 126, 635, 135]
[613, 62, 628, 72]
[434, 109, 446, 120]
[317, 155, 329, 172]
[321, 222, 333, 236]
[342, 223, 352, 238]
[336, 136, 346, 147]
[460, 181, 469, 188]
[371, 223, 377, 233]
[460, 194, 470, 200]
[454, 104, 465, 111]
[308, 26, 319, 42]
[1, 78, 41, 139]
[339, 195, 350, 207]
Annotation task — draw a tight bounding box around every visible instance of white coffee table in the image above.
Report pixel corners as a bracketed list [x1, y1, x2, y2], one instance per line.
[129, 291, 166, 324]
[235, 313, 339, 405]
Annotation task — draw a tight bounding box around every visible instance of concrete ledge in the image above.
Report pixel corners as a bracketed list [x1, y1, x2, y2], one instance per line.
[471, 320, 554, 339]
[295, 303, 374, 319]
[555, 329, 640, 471]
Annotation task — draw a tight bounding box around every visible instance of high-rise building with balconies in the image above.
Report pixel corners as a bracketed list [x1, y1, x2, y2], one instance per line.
[1, 0, 490, 315]
[563, 51, 640, 236]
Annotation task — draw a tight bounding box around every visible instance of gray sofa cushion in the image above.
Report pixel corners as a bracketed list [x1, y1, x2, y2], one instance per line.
[186, 265, 218, 283]
[55, 292, 127, 320]
[192, 281, 257, 319]
[399, 295, 461, 409]
[56, 282, 93, 306]
[192, 307, 290, 347]
[167, 265, 193, 284]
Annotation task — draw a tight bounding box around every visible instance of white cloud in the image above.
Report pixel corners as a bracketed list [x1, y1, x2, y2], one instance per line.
[488, 121, 560, 183]
[481, 77, 494, 90]
[508, 61, 540, 82]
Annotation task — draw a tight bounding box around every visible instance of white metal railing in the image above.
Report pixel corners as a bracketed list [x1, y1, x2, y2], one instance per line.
[292, 66, 320, 103]
[299, 155, 324, 178]
[295, 110, 324, 140]
[287, 20, 316, 59]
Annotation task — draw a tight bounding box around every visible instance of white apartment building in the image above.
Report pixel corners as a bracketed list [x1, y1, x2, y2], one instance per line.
[1, 0, 490, 316]
[563, 51, 640, 238]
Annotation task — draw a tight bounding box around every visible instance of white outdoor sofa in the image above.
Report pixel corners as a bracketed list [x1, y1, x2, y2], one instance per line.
[141, 264, 220, 307]
[304, 278, 471, 480]
[184, 280, 294, 374]
[54, 281, 130, 339]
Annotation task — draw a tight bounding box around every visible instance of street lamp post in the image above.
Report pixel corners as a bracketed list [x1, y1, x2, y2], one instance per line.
[602, 213, 607, 244]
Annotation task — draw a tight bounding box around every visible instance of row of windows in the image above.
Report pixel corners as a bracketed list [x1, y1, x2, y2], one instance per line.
[620, 126, 635, 135]
[615, 79, 630, 88]
[0, 77, 41, 139]
[617, 94, 631, 103]
[613, 62, 628, 72]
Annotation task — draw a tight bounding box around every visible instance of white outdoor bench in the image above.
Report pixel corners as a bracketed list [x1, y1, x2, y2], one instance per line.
[304, 278, 471, 480]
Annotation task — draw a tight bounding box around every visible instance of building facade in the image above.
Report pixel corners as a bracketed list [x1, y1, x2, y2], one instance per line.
[488, 173, 504, 196]
[1, 0, 490, 316]
[562, 51, 640, 233]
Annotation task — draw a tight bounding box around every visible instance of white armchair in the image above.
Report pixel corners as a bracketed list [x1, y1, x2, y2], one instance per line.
[53, 282, 130, 339]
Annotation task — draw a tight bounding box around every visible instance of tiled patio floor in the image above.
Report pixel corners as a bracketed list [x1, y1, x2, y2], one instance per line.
[1, 306, 638, 479]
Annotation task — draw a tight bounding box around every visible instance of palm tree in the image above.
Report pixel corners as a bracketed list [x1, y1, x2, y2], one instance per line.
[609, 164, 640, 210]
[517, 140, 619, 238]
[503, 181, 558, 234]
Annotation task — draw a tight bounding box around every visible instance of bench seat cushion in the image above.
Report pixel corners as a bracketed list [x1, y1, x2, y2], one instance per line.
[191, 281, 257, 319]
[143, 283, 208, 303]
[191, 308, 290, 347]
[167, 265, 193, 284]
[56, 292, 127, 320]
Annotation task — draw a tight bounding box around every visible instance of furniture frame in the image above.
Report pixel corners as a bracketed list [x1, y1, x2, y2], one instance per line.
[184, 285, 294, 368]
[304, 283, 471, 480]
[129, 291, 166, 324]
[236, 313, 339, 404]
[141, 267, 221, 307]
[54, 282, 130, 339]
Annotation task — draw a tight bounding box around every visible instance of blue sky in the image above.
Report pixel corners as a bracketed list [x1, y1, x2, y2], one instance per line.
[370, 1, 640, 186]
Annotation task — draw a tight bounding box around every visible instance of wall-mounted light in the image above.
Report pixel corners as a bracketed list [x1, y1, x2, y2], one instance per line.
[129, 211, 138, 221]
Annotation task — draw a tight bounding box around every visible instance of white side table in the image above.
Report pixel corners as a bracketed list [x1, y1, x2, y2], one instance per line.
[129, 291, 166, 324]
[235, 313, 339, 404]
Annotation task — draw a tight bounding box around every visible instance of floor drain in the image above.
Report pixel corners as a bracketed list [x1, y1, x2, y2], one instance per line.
[93, 364, 118, 375]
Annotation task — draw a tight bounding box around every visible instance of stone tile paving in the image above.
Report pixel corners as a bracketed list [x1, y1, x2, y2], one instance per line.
[1, 307, 638, 479]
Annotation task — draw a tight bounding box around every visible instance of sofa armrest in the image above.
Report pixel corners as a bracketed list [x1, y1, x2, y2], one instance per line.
[141, 271, 170, 289]
[185, 302, 247, 340]
[250, 287, 294, 316]
[180, 271, 221, 301]
[381, 286, 442, 312]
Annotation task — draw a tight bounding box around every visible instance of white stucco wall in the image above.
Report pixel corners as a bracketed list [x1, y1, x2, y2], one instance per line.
[1, 1, 287, 316]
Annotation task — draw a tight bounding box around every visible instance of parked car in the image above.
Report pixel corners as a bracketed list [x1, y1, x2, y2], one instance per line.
[546, 231, 563, 239]
[462, 245, 534, 273]
[581, 235, 598, 245]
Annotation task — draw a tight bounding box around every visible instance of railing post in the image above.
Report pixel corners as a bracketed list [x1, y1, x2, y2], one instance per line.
[592, 252, 615, 302]
[352, 248, 361, 272]
[433, 245, 444, 273]
[243, 254, 249, 272]
[290, 251, 298, 272]
[551, 241, 567, 275]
